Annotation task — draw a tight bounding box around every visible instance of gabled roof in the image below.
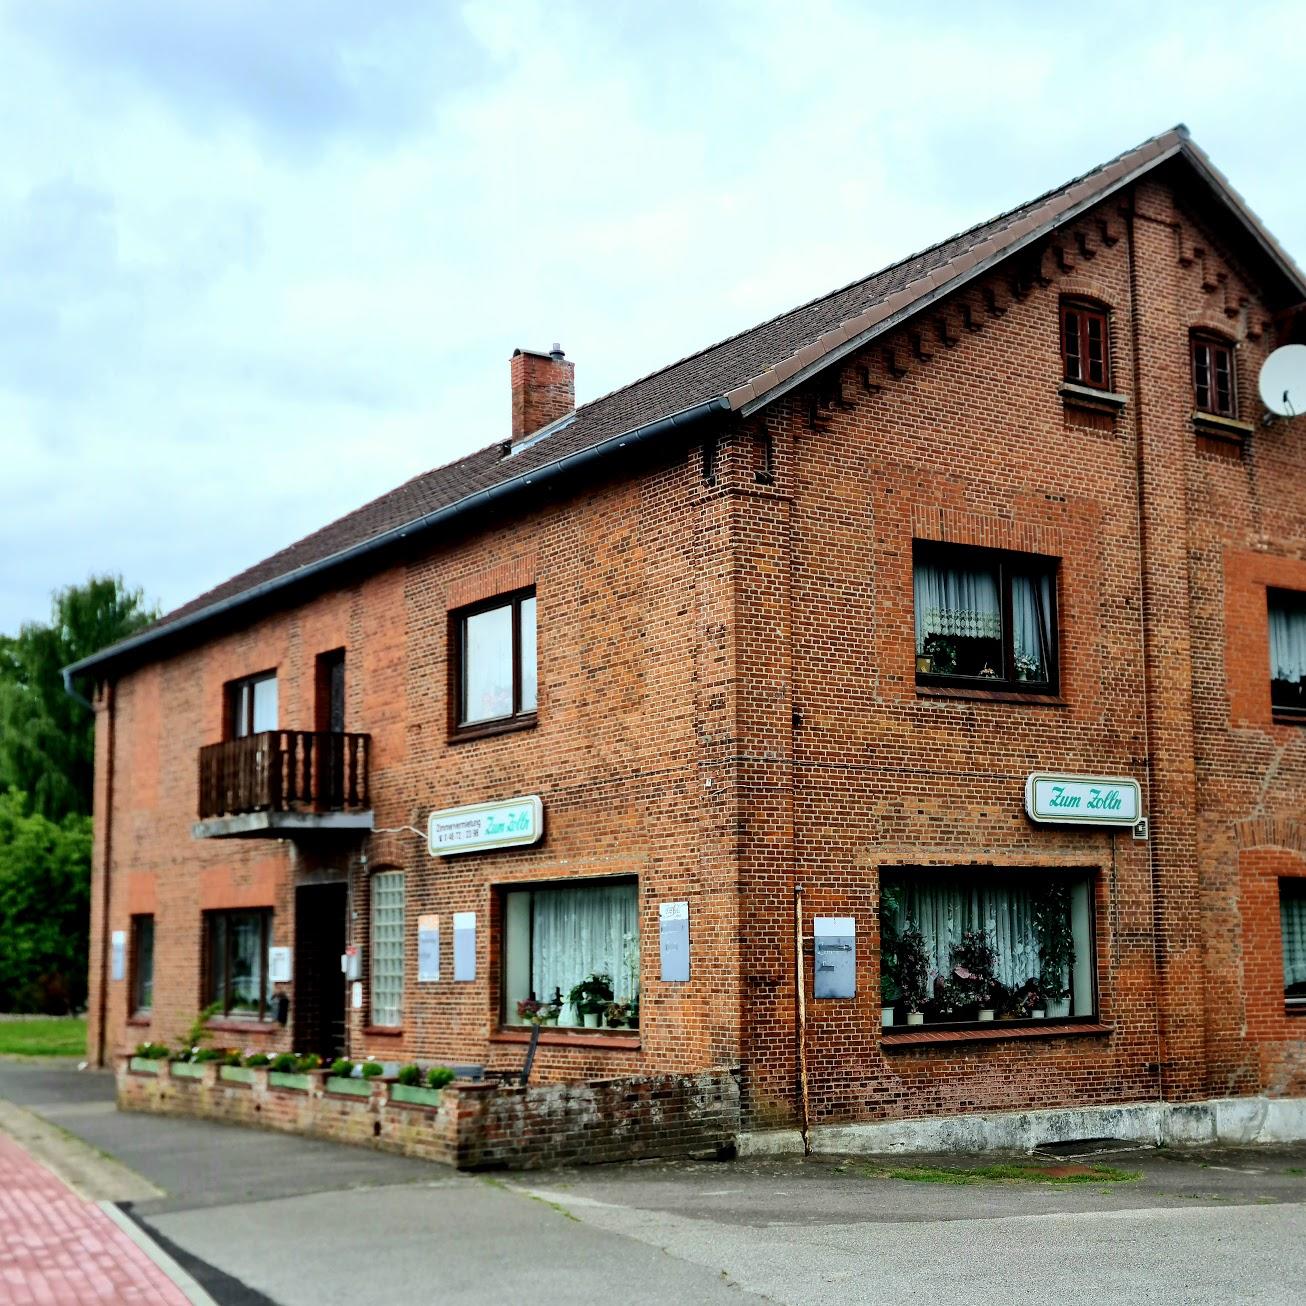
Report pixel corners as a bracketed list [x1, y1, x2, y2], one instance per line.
[67, 126, 1306, 682]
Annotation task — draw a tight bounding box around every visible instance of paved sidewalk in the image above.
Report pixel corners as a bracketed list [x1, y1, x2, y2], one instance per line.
[0, 1130, 191, 1305]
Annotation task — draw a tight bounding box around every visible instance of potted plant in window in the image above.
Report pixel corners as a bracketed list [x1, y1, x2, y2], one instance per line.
[879, 974, 899, 1027]
[516, 998, 544, 1025]
[603, 1001, 630, 1029]
[948, 929, 1000, 1021]
[921, 634, 958, 677]
[1034, 884, 1075, 1018]
[568, 973, 614, 1028]
[895, 924, 930, 1026]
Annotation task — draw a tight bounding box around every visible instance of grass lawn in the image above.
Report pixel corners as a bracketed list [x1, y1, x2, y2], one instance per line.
[0, 1017, 87, 1058]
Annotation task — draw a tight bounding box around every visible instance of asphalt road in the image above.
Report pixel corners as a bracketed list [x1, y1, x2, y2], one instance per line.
[3, 1059, 1305, 1305]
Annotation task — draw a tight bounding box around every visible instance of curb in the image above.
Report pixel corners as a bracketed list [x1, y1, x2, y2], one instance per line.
[99, 1202, 218, 1306]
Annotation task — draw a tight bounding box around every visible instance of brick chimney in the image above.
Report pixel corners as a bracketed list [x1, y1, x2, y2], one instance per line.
[510, 344, 574, 446]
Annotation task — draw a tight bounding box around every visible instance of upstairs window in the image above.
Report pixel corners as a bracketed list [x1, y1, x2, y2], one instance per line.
[227, 671, 277, 738]
[1060, 301, 1110, 389]
[914, 542, 1059, 693]
[455, 590, 537, 730]
[1283, 880, 1306, 1013]
[1192, 334, 1236, 417]
[1269, 589, 1306, 718]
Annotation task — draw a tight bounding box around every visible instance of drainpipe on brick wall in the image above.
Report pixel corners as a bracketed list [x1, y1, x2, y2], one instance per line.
[95, 680, 115, 1069]
[794, 884, 811, 1155]
[1124, 195, 1168, 1103]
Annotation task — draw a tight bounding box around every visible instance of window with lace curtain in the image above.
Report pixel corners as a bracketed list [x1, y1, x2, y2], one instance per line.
[914, 542, 1059, 693]
[1269, 589, 1306, 719]
[501, 879, 639, 1029]
[1282, 881, 1306, 1013]
[370, 872, 404, 1027]
[879, 869, 1096, 1029]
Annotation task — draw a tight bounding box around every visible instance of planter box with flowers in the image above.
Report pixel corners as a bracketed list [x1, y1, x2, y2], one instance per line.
[389, 1064, 456, 1109]
[325, 1059, 383, 1097]
[220, 1065, 257, 1085]
[266, 1052, 321, 1092]
[129, 1043, 169, 1075]
[170, 1060, 206, 1080]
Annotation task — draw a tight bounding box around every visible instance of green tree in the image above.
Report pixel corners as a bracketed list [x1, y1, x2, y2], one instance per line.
[0, 790, 93, 1012]
[0, 577, 157, 820]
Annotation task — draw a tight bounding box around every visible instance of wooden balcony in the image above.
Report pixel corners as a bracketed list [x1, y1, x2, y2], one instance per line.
[194, 731, 373, 839]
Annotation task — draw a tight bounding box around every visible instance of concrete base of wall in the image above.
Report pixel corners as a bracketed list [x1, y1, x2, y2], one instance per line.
[739, 1095, 1306, 1157]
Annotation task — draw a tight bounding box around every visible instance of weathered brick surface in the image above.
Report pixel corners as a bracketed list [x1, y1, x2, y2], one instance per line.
[114, 1059, 738, 1170]
[90, 171, 1305, 1138]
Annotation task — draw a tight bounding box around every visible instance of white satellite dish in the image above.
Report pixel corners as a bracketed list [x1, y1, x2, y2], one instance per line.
[1258, 343, 1306, 418]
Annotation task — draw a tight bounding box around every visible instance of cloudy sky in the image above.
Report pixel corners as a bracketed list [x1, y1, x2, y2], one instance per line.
[2, 0, 1304, 634]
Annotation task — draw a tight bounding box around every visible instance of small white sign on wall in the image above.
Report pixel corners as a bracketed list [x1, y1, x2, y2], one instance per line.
[350, 981, 363, 1010]
[418, 915, 440, 983]
[453, 912, 476, 981]
[110, 931, 126, 982]
[268, 947, 292, 984]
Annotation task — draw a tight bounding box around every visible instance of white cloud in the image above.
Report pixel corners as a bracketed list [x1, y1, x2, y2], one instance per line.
[1, 0, 1303, 632]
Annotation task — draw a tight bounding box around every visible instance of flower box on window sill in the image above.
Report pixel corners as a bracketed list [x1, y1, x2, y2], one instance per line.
[389, 1083, 445, 1109]
[1058, 381, 1127, 414]
[881, 1021, 1112, 1050]
[326, 1075, 372, 1097]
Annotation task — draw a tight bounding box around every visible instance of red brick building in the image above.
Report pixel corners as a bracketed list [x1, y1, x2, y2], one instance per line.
[72, 127, 1306, 1146]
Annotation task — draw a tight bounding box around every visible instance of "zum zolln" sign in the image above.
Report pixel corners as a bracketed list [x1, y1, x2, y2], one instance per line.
[427, 796, 544, 856]
[1024, 773, 1142, 828]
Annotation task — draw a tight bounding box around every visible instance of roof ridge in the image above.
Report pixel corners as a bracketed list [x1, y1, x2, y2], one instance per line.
[572, 126, 1187, 418]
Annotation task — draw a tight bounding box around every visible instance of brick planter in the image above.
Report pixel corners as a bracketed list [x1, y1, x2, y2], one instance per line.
[116, 1056, 739, 1170]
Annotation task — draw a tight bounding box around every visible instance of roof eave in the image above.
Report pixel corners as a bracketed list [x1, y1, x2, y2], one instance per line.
[63, 394, 731, 684]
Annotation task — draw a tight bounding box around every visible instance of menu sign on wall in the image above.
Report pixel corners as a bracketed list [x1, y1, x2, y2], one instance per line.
[1024, 773, 1142, 828]
[427, 796, 544, 857]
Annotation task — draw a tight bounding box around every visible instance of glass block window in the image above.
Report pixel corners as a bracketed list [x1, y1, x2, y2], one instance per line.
[370, 871, 405, 1027]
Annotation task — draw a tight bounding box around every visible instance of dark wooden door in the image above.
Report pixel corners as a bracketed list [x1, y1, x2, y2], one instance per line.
[293, 882, 347, 1060]
[314, 650, 346, 808]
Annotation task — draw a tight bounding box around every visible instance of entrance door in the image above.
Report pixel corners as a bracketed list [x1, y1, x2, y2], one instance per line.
[294, 882, 347, 1061]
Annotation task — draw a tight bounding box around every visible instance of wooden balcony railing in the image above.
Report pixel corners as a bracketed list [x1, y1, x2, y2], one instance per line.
[197, 731, 371, 821]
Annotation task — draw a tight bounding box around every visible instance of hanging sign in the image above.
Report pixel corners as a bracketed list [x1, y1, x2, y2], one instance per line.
[427, 796, 544, 856]
[813, 917, 856, 999]
[659, 902, 690, 982]
[417, 915, 440, 982]
[268, 947, 292, 984]
[1024, 772, 1142, 827]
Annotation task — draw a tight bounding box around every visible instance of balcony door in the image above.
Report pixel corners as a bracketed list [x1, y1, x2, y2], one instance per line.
[315, 650, 346, 810]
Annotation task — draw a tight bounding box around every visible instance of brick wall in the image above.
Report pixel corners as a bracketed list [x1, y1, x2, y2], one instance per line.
[115, 1059, 739, 1171]
[91, 165, 1305, 1138]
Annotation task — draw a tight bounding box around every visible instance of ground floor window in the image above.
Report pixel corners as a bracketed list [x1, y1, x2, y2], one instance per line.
[204, 909, 271, 1019]
[1283, 880, 1306, 1013]
[502, 879, 639, 1029]
[370, 871, 404, 1027]
[879, 869, 1094, 1028]
[130, 915, 154, 1015]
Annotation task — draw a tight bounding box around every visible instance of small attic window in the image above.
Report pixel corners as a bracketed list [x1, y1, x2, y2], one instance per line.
[1060, 300, 1111, 389]
[1192, 333, 1236, 418]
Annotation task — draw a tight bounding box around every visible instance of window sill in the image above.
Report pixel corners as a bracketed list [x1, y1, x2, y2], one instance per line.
[205, 1018, 278, 1034]
[362, 1025, 404, 1037]
[448, 714, 538, 745]
[126, 1014, 152, 1027]
[490, 1028, 640, 1051]
[1191, 411, 1252, 439]
[1059, 381, 1127, 412]
[1272, 712, 1306, 728]
[917, 684, 1066, 707]
[881, 1021, 1112, 1049]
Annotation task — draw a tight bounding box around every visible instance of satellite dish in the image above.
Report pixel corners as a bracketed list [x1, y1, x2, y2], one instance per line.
[1258, 344, 1306, 418]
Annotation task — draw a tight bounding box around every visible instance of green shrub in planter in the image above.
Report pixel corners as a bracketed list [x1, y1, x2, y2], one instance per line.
[397, 1064, 423, 1087]
[134, 1042, 169, 1060]
[330, 1058, 354, 1078]
[426, 1066, 455, 1090]
[244, 1052, 271, 1068]
[270, 1053, 298, 1073]
[360, 1061, 384, 1079]
[390, 1083, 444, 1108]
[192, 1048, 225, 1063]
[295, 1053, 322, 1072]
[268, 1071, 312, 1092]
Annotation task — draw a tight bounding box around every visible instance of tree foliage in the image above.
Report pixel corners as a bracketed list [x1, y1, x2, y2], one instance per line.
[0, 576, 157, 820]
[0, 790, 92, 1013]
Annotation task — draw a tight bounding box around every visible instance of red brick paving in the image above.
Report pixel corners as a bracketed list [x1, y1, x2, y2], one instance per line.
[0, 1131, 189, 1304]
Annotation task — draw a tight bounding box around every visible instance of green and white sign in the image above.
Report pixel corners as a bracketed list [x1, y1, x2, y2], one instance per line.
[1024, 772, 1141, 827]
[427, 795, 543, 856]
